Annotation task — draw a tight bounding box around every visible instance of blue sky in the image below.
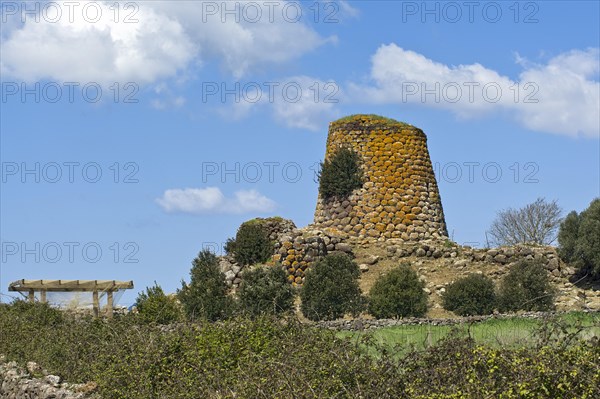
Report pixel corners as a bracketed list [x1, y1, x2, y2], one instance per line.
[1, 0, 599, 306]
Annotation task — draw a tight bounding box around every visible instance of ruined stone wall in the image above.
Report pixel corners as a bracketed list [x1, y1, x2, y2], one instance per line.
[0, 357, 98, 398]
[273, 227, 353, 286]
[314, 115, 448, 241]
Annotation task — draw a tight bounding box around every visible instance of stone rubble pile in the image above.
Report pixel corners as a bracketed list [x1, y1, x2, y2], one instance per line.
[0, 357, 98, 399]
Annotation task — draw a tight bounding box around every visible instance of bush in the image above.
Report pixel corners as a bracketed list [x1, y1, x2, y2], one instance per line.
[135, 282, 183, 324]
[368, 264, 428, 318]
[300, 253, 364, 321]
[1, 301, 599, 399]
[224, 237, 236, 255]
[442, 274, 496, 316]
[231, 220, 274, 266]
[0, 307, 406, 399]
[318, 145, 364, 201]
[497, 259, 556, 312]
[238, 266, 295, 317]
[558, 198, 600, 278]
[2, 300, 63, 326]
[177, 249, 233, 321]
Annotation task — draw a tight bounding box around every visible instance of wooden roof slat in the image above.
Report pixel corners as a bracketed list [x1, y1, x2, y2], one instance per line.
[8, 279, 133, 292]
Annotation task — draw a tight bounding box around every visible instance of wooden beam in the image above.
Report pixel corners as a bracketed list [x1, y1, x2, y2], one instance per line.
[28, 289, 34, 303]
[40, 290, 47, 303]
[8, 279, 134, 292]
[92, 291, 99, 318]
[106, 291, 113, 319]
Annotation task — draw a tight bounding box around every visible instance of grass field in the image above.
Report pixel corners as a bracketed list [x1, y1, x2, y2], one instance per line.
[338, 312, 600, 355]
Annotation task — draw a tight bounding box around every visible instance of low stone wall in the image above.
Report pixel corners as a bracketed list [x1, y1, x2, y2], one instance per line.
[315, 310, 599, 331]
[387, 242, 572, 277]
[0, 357, 98, 398]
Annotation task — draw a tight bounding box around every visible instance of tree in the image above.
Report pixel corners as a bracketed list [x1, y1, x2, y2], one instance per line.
[488, 198, 562, 246]
[238, 266, 295, 317]
[231, 220, 274, 266]
[558, 198, 600, 278]
[318, 145, 364, 201]
[497, 259, 555, 312]
[135, 282, 183, 324]
[300, 253, 364, 321]
[442, 274, 496, 316]
[368, 265, 428, 318]
[177, 249, 232, 321]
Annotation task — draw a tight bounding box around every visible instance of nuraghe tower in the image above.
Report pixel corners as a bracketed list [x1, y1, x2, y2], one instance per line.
[313, 114, 448, 241]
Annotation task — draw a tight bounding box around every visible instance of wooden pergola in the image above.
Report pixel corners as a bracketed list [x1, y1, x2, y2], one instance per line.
[8, 279, 134, 318]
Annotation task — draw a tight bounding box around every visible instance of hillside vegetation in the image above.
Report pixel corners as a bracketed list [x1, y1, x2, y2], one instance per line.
[1, 301, 599, 398]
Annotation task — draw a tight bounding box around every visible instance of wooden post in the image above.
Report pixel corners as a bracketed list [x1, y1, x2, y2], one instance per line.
[92, 291, 99, 317]
[28, 289, 35, 303]
[40, 290, 47, 303]
[106, 291, 113, 319]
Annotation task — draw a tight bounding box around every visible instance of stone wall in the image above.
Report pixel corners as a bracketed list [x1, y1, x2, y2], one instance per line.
[315, 311, 598, 331]
[313, 115, 447, 241]
[221, 223, 354, 287]
[386, 242, 571, 277]
[0, 357, 98, 398]
[273, 227, 353, 285]
[219, 217, 297, 289]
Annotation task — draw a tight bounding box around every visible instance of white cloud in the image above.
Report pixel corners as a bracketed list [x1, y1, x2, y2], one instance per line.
[1, 1, 331, 85]
[156, 187, 276, 214]
[354, 44, 599, 138]
[1, 1, 194, 86]
[224, 76, 342, 131]
[151, 1, 333, 79]
[337, 1, 361, 19]
[516, 49, 600, 137]
[151, 83, 186, 109]
[271, 76, 342, 130]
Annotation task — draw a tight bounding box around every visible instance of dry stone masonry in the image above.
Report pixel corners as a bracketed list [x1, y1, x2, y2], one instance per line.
[273, 228, 353, 286]
[314, 311, 591, 331]
[0, 357, 98, 399]
[219, 217, 297, 288]
[313, 115, 448, 241]
[220, 219, 354, 287]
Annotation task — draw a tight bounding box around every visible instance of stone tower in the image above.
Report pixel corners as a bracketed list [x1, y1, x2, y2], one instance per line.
[313, 114, 448, 241]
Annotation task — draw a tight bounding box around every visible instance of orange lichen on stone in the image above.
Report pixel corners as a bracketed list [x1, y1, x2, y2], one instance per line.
[314, 114, 447, 241]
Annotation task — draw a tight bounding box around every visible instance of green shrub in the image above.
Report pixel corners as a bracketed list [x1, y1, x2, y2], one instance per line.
[231, 220, 274, 266]
[0, 308, 406, 399]
[238, 266, 295, 317]
[402, 331, 600, 399]
[177, 249, 233, 321]
[442, 274, 496, 316]
[497, 259, 556, 312]
[2, 299, 63, 326]
[135, 282, 183, 324]
[558, 198, 600, 278]
[1, 300, 599, 399]
[224, 237, 236, 255]
[368, 264, 428, 318]
[318, 145, 364, 201]
[558, 211, 580, 262]
[300, 253, 364, 321]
